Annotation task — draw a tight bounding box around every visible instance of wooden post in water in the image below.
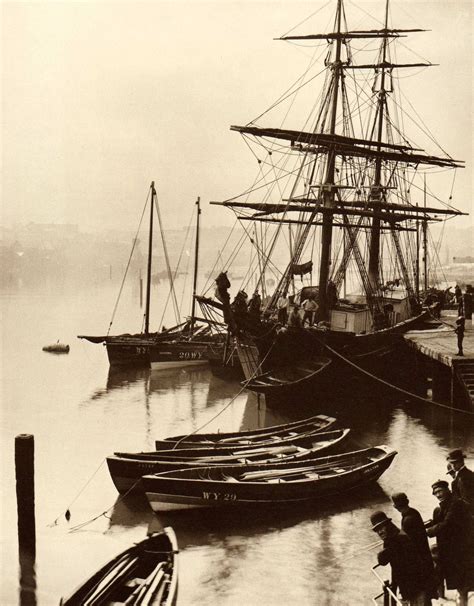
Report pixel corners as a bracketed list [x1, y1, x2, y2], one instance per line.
[15, 434, 36, 554]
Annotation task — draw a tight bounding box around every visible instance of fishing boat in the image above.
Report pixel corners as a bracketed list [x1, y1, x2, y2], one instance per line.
[199, 0, 466, 396]
[42, 341, 70, 354]
[107, 428, 350, 494]
[143, 445, 397, 511]
[59, 527, 178, 605]
[79, 183, 225, 369]
[154, 413, 336, 449]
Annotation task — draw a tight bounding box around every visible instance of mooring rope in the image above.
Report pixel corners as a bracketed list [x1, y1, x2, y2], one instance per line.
[317, 337, 474, 416]
[48, 458, 107, 526]
[67, 477, 145, 534]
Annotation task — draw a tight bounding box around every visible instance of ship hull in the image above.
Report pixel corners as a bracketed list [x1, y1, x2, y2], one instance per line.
[237, 311, 429, 398]
[148, 341, 210, 370]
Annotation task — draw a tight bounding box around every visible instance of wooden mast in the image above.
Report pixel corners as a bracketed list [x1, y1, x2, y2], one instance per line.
[190, 196, 201, 333]
[367, 0, 390, 293]
[423, 176, 428, 290]
[318, 0, 343, 321]
[144, 181, 155, 335]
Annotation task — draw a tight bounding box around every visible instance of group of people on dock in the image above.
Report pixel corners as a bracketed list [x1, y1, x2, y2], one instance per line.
[372, 448, 474, 605]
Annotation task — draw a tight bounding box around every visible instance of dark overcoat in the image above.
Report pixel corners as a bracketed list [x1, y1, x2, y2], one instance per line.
[452, 466, 474, 515]
[401, 507, 437, 596]
[377, 529, 425, 600]
[427, 494, 472, 590]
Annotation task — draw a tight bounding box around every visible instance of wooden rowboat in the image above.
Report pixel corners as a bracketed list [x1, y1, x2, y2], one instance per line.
[143, 446, 397, 512]
[107, 428, 350, 494]
[60, 527, 178, 606]
[244, 357, 332, 397]
[154, 413, 336, 450]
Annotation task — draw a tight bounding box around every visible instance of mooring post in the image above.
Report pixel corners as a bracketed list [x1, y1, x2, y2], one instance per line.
[15, 434, 36, 555]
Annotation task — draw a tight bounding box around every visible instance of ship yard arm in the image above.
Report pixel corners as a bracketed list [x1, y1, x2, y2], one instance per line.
[211, 0, 465, 328]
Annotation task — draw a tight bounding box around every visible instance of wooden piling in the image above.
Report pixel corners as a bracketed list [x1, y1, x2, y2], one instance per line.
[15, 434, 36, 554]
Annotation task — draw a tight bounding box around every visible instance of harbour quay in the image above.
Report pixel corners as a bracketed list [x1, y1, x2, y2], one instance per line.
[403, 315, 474, 411]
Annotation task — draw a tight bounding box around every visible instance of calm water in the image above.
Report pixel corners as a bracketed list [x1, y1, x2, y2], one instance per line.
[1, 285, 473, 605]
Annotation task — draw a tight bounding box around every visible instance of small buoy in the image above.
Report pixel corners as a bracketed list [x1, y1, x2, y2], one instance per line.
[65, 509, 71, 521]
[42, 342, 70, 354]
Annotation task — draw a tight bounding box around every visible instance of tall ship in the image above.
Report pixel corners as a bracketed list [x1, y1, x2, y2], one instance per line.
[200, 0, 467, 395]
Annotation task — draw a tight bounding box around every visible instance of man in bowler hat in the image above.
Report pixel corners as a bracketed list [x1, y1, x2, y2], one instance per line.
[391, 493, 437, 599]
[426, 480, 472, 605]
[447, 449, 474, 515]
[371, 510, 428, 605]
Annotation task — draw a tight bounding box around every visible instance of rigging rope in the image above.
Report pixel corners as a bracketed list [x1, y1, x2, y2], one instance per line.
[154, 195, 180, 324]
[107, 189, 150, 336]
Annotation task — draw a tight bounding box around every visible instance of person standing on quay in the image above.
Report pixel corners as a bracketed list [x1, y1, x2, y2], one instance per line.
[426, 480, 473, 606]
[455, 315, 465, 356]
[370, 511, 428, 605]
[391, 492, 437, 601]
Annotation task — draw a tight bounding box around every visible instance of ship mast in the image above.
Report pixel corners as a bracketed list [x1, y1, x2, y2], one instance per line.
[190, 196, 201, 333]
[367, 0, 390, 293]
[144, 181, 155, 335]
[318, 0, 343, 321]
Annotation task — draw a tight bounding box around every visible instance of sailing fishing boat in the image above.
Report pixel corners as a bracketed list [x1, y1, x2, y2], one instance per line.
[201, 0, 467, 394]
[79, 182, 224, 368]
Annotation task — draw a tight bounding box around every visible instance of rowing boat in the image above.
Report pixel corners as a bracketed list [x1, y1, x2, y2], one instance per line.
[59, 527, 178, 605]
[244, 357, 332, 397]
[143, 446, 397, 511]
[107, 428, 350, 494]
[154, 413, 336, 450]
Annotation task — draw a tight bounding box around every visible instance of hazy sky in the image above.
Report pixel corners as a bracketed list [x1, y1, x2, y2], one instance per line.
[2, 0, 473, 232]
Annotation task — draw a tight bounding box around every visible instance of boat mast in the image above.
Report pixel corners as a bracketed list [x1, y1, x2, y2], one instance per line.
[423, 176, 428, 290]
[367, 0, 390, 292]
[190, 196, 201, 333]
[144, 181, 155, 335]
[318, 0, 343, 321]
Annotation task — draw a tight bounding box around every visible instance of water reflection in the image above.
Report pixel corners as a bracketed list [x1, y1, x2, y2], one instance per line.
[107, 493, 153, 530]
[107, 482, 388, 545]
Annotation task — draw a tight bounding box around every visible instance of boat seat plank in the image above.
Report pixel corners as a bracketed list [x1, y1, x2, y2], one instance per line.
[125, 578, 146, 588]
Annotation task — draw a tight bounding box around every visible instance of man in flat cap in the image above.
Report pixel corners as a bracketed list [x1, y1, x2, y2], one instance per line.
[391, 493, 437, 600]
[426, 480, 472, 605]
[447, 449, 474, 515]
[370, 510, 428, 605]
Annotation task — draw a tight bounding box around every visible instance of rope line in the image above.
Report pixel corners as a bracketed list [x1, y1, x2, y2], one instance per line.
[316, 337, 474, 416]
[107, 190, 150, 335]
[48, 458, 107, 526]
[67, 477, 144, 534]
